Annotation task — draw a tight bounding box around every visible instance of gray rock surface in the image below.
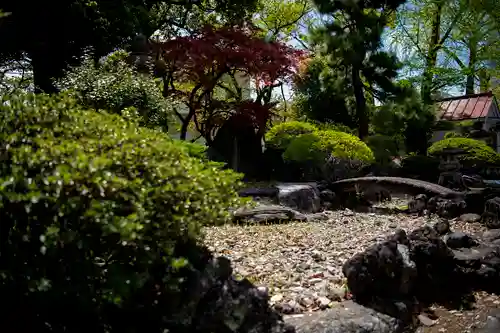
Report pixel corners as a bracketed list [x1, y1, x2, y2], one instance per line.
[460, 213, 482, 223]
[276, 183, 322, 213]
[233, 204, 308, 224]
[444, 231, 478, 249]
[473, 314, 500, 333]
[284, 301, 404, 333]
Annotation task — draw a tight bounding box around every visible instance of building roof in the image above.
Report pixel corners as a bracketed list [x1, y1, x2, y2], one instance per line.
[435, 91, 498, 121]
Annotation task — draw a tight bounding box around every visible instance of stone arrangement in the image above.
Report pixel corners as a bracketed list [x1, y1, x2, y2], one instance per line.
[219, 167, 500, 332]
[196, 218, 500, 333]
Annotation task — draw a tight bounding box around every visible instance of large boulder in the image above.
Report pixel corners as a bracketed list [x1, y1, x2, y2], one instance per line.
[178, 255, 296, 333]
[342, 229, 417, 303]
[276, 183, 322, 213]
[342, 225, 464, 315]
[233, 204, 308, 224]
[284, 301, 404, 333]
[407, 226, 461, 303]
[473, 314, 500, 333]
[406, 194, 466, 218]
[482, 197, 500, 229]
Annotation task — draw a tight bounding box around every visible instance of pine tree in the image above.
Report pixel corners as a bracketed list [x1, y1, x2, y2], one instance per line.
[312, 0, 406, 139]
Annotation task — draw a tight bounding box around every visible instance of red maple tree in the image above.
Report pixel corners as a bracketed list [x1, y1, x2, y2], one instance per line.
[152, 22, 305, 143]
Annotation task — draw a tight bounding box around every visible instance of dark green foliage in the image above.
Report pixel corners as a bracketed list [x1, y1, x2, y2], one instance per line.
[173, 141, 208, 160]
[372, 85, 436, 154]
[313, 121, 356, 134]
[293, 56, 357, 128]
[364, 134, 402, 165]
[400, 154, 440, 182]
[0, 92, 246, 332]
[443, 131, 463, 139]
[311, 0, 406, 138]
[434, 120, 475, 133]
[428, 137, 500, 166]
[0, 0, 259, 93]
[59, 52, 171, 131]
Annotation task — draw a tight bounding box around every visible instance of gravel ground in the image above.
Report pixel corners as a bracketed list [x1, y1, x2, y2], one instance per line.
[203, 198, 500, 331]
[203, 201, 446, 314]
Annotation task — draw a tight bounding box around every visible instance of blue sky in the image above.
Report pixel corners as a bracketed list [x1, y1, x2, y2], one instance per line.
[275, 10, 469, 103]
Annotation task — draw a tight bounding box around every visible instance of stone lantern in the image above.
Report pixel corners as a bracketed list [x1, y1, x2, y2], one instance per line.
[127, 34, 151, 74]
[436, 148, 467, 191]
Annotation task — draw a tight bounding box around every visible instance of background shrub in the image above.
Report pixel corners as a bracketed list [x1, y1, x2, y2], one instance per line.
[364, 134, 402, 165]
[0, 92, 246, 332]
[307, 120, 356, 134]
[172, 140, 208, 160]
[265, 120, 318, 150]
[443, 131, 463, 139]
[400, 154, 440, 182]
[59, 51, 172, 131]
[428, 137, 500, 166]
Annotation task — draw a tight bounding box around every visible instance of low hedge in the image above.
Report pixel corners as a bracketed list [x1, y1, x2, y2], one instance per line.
[428, 137, 500, 166]
[0, 92, 246, 332]
[283, 130, 375, 164]
[265, 121, 318, 150]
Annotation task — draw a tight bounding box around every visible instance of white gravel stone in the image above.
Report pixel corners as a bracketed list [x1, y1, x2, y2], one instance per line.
[203, 208, 443, 314]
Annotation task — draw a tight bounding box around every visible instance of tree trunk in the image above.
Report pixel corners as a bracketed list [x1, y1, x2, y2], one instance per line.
[465, 37, 477, 95]
[478, 69, 491, 92]
[31, 51, 58, 94]
[351, 66, 368, 139]
[421, 2, 443, 104]
[179, 120, 189, 140]
[179, 107, 196, 141]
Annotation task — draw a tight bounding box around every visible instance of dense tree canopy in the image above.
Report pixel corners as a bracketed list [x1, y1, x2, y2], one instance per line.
[155, 23, 304, 143]
[0, 0, 259, 93]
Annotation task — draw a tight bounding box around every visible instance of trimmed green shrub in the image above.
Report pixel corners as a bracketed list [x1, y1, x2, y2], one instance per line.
[0, 92, 246, 332]
[265, 121, 318, 150]
[283, 130, 375, 164]
[428, 137, 500, 165]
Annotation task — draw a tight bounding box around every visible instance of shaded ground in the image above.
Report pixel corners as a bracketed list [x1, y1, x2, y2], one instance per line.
[416, 291, 500, 333]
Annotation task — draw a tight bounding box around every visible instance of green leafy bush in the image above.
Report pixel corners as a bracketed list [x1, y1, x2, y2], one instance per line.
[443, 131, 463, 139]
[400, 154, 440, 182]
[306, 119, 356, 134]
[283, 130, 375, 164]
[172, 140, 208, 160]
[0, 92, 246, 332]
[265, 121, 318, 150]
[59, 51, 171, 131]
[364, 134, 402, 164]
[428, 137, 500, 165]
